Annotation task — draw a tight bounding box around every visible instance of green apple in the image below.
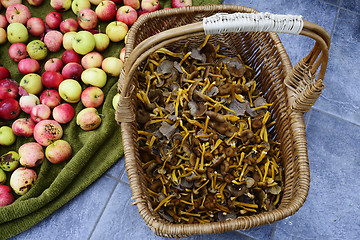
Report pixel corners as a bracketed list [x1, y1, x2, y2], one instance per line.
[27, 40, 48, 60]
[102, 57, 123, 77]
[58, 79, 82, 103]
[0, 151, 20, 172]
[81, 68, 107, 88]
[62, 32, 76, 50]
[94, 33, 110, 52]
[72, 31, 95, 55]
[105, 21, 128, 42]
[112, 93, 120, 110]
[7, 23, 29, 43]
[0, 168, 6, 184]
[20, 73, 43, 95]
[71, 0, 91, 15]
[0, 126, 16, 146]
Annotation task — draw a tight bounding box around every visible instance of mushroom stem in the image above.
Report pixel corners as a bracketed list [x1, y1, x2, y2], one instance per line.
[204, 116, 210, 134]
[154, 194, 173, 211]
[199, 35, 211, 50]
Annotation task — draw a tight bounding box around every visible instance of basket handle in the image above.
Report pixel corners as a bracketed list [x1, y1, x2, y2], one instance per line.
[117, 12, 330, 122]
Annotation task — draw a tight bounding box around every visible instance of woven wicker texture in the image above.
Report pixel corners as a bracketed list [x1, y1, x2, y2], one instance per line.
[116, 5, 330, 238]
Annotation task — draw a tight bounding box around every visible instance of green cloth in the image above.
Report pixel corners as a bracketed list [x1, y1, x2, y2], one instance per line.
[0, 0, 222, 239]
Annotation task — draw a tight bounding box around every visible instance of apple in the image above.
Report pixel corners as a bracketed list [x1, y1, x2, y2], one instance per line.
[5, 4, 31, 25]
[18, 58, 40, 75]
[61, 63, 83, 81]
[81, 52, 103, 69]
[89, 0, 102, 5]
[30, 104, 51, 123]
[102, 57, 123, 77]
[119, 46, 125, 62]
[26, 40, 48, 60]
[116, 6, 137, 26]
[59, 18, 78, 33]
[44, 30, 63, 52]
[44, 58, 63, 72]
[81, 86, 104, 108]
[172, 0, 191, 8]
[52, 103, 75, 124]
[81, 68, 107, 88]
[19, 93, 40, 113]
[0, 78, 19, 99]
[62, 31, 76, 50]
[111, 0, 122, 3]
[20, 73, 43, 95]
[72, 31, 95, 55]
[26, 17, 45, 37]
[0, 126, 16, 145]
[0, 0, 22, 8]
[112, 92, 119, 110]
[95, 1, 117, 22]
[0, 185, 14, 206]
[123, 0, 140, 10]
[33, 120, 63, 146]
[45, 12, 62, 29]
[62, 49, 81, 64]
[93, 33, 110, 52]
[27, 0, 44, 7]
[0, 151, 20, 172]
[77, 8, 97, 30]
[12, 118, 36, 137]
[8, 43, 27, 62]
[41, 71, 63, 89]
[0, 27, 6, 45]
[0, 98, 20, 120]
[0, 66, 11, 80]
[18, 142, 45, 167]
[10, 167, 37, 195]
[0, 15, 7, 28]
[0, 169, 6, 184]
[50, 0, 71, 11]
[141, 0, 160, 12]
[76, 107, 101, 131]
[71, 0, 91, 15]
[58, 79, 82, 103]
[45, 139, 72, 164]
[40, 89, 61, 108]
[7, 22, 28, 43]
[105, 21, 128, 42]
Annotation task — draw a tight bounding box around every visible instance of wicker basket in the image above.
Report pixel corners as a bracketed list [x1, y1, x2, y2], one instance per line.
[115, 5, 330, 238]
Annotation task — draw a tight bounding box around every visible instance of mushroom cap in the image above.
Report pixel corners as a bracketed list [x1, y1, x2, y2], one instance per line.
[188, 101, 207, 117]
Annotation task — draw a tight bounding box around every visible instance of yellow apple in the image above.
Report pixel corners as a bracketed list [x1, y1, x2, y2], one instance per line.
[81, 68, 107, 88]
[58, 79, 82, 103]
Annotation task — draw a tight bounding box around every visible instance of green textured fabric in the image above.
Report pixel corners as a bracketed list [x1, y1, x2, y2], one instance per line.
[0, 0, 222, 239]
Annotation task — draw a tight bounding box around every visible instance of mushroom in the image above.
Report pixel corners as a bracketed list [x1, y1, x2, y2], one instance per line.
[226, 57, 247, 78]
[156, 59, 173, 74]
[226, 184, 248, 197]
[188, 101, 207, 117]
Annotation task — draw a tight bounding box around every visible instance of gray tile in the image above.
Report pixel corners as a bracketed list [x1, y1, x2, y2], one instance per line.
[341, 0, 360, 13]
[119, 159, 130, 184]
[10, 175, 117, 240]
[313, 9, 360, 124]
[237, 225, 275, 240]
[272, 110, 360, 239]
[105, 156, 126, 179]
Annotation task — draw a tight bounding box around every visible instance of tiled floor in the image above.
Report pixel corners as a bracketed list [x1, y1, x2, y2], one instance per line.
[9, 0, 360, 239]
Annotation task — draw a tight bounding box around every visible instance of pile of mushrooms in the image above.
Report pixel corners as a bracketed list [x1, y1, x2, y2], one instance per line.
[135, 36, 283, 224]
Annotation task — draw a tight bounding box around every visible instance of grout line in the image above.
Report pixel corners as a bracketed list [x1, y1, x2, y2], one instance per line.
[310, 107, 360, 127]
[269, 222, 278, 240]
[87, 180, 120, 240]
[317, 0, 339, 8]
[304, 109, 312, 128]
[330, 0, 342, 38]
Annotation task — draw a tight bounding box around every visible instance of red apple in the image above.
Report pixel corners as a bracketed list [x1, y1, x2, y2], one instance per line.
[52, 103, 74, 124]
[119, 46, 125, 62]
[8, 42, 28, 62]
[27, 0, 44, 6]
[30, 104, 51, 123]
[19, 93, 39, 113]
[33, 120, 63, 146]
[45, 12, 62, 29]
[172, 0, 192, 8]
[41, 71, 63, 88]
[61, 63, 83, 81]
[0, 66, 10, 80]
[81, 86, 104, 108]
[76, 107, 101, 130]
[18, 58, 40, 75]
[18, 142, 44, 167]
[0, 15, 8, 28]
[44, 30, 63, 52]
[44, 58, 63, 72]
[26, 17, 45, 36]
[0, 0, 22, 8]
[40, 89, 61, 108]
[0, 185, 14, 206]
[0, 98, 20, 120]
[59, 18, 78, 33]
[123, 0, 140, 10]
[116, 6, 137, 26]
[45, 139, 72, 164]
[12, 118, 35, 137]
[77, 8, 97, 30]
[62, 49, 81, 64]
[95, 1, 117, 22]
[0, 78, 19, 99]
[5, 4, 31, 25]
[81, 52, 103, 69]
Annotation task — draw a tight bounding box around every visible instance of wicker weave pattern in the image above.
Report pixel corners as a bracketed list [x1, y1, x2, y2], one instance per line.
[116, 5, 330, 238]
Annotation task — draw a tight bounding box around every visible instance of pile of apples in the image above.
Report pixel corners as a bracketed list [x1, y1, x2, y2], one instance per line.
[0, 0, 193, 207]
